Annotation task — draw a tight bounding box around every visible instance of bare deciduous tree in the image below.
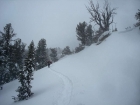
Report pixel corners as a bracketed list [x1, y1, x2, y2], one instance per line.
[86, 0, 117, 32]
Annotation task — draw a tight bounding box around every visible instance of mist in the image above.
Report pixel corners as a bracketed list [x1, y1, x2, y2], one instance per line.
[0, 0, 139, 49]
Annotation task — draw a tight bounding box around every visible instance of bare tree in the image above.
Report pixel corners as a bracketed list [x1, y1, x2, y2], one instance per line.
[86, 0, 117, 32]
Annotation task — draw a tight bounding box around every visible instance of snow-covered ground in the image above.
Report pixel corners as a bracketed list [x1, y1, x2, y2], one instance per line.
[0, 27, 140, 105]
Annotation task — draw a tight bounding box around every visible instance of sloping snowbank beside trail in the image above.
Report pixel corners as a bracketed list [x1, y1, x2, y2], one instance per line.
[0, 27, 140, 105]
[49, 68, 72, 105]
[51, 27, 140, 105]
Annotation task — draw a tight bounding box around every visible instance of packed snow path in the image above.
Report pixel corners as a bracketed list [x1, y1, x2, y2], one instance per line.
[49, 68, 73, 105]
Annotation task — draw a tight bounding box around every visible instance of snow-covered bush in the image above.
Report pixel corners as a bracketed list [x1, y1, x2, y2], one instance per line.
[97, 31, 111, 45]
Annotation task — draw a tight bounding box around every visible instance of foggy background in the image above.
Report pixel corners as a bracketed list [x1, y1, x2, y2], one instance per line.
[0, 0, 139, 49]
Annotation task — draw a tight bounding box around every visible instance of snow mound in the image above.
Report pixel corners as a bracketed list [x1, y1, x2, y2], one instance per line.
[97, 30, 111, 45]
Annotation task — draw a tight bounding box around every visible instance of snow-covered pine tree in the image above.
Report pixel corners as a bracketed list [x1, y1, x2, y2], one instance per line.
[35, 38, 48, 70]
[62, 46, 72, 56]
[0, 35, 6, 86]
[50, 48, 58, 62]
[25, 40, 35, 97]
[55, 47, 63, 59]
[0, 23, 16, 84]
[76, 21, 87, 46]
[8, 39, 26, 81]
[8, 45, 17, 81]
[135, 9, 140, 29]
[13, 70, 28, 101]
[13, 41, 35, 101]
[76, 22, 93, 46]
[13, 39, 26, 70]
[85, 24, 93, 46]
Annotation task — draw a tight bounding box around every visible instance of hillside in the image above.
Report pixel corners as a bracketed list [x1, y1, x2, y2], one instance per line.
[0, 28, 140, 105]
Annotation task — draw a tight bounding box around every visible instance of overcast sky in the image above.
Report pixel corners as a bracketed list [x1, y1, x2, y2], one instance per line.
[0, 0, 139, 49]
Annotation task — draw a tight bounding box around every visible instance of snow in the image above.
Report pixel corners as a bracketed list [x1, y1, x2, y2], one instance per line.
[49, 68, 72, 105]
[97, 31, 111, 45]
[0, 27, 140, 105]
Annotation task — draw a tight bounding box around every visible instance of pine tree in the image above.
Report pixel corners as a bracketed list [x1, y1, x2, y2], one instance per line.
[76, 21, 87, 46]
[0, 24, 26, 86]
[76, 22, 93, 46]
[25, 40, 35, 97]
[55, 47, 63, 59]
[13, 39, 26, 70]
[62, 46, 71, 56]
[0, 23, 16, 58]
[86, 24, 93, 46]
[13, 41, 35, 101]
[8, 39, 26, 80]
[0, 23, 16, 84]
[13, 70, 27, 101]
[135, 9, 140, 29]
[50, 48, 58, 62]
[35, 38, 48, 70]
[8, 45, 17, 80]
[0, 35, 6, 86]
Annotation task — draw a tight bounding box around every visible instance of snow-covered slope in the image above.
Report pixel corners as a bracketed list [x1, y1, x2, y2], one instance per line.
[0, 28, 140, 105]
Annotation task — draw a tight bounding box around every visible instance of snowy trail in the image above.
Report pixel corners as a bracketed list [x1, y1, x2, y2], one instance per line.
[49, 68, 73, 105]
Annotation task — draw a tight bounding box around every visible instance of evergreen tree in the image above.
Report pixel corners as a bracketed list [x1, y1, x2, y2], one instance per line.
[76, 22, 93, 46]
[0, 23, 26, 86]
[35, 38, 48, 70]
[0, 23, 16, 84]
[76, 21, 87, 46]
[14, 39, 26, 70]
[8, 44, 17, 80]
[0, 35, 6, 86]
[62, 46, 71, 56]
[56, 47, 63, 59]
[135, 9, 140, 29]
[50, 48, 58, 62]
[0, 23, 16, 58]
[85, 24, 93, 46]
[24, 41, 35, 97]
[9, 39, 26, 80]
[13, 41, 35, 101]
[13, 70, 27, 101]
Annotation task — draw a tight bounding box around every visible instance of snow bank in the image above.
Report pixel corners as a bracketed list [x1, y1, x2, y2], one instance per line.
[97, 30, 111, 45]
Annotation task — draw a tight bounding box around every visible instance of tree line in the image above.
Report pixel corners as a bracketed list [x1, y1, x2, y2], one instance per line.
[0, 22, 75, 101]
[0, 24, 62, 85]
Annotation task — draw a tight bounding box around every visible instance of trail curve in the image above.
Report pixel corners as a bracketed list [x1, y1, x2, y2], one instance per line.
[49, 68, 73, 105]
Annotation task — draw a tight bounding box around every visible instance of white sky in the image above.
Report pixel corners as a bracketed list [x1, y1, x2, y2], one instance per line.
[0, 0, 139, 49]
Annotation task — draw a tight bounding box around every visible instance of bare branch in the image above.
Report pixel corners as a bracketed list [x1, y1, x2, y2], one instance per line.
[86, 0, 117, 31]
